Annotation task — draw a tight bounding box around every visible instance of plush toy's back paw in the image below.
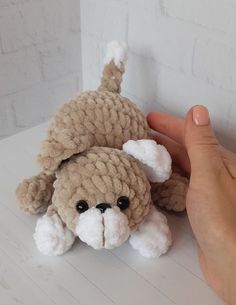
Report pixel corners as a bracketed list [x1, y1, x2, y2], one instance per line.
[151, 172, 189, 212]
[16, 173, 55, 214]
[37, 138, 80, 174]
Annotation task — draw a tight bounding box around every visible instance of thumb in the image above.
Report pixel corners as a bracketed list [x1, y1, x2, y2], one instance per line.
[184, 105, 223, 176]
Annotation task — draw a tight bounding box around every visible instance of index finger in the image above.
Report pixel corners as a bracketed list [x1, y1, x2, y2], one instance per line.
[147, 112, 185, 145]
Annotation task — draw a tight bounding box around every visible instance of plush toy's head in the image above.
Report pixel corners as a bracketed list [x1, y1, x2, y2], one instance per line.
[30, 138, 172, 256]
[53, 147, 151, 249]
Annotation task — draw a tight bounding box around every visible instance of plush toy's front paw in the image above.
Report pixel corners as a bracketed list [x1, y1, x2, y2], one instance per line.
[129, 206, 172, 258]
[16, 173, 55, 214]
[34, 213, 75, 256]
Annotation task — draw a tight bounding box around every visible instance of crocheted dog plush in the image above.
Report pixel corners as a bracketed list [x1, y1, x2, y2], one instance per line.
[16, 41, 188, 258]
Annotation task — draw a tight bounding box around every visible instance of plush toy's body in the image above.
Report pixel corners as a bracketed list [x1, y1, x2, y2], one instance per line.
[38, 90, 149, 174]
[16, 41, 188, 258]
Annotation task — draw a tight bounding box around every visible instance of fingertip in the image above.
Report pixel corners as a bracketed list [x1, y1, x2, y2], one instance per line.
[184, 107, 194, 131]
[185, 106, 195, 121]
[185, 105, 210, 126]
[184, 106, 202, 138]
[147, 112, 163, 132]
[184, 106, 213, 144]
[184, 106, 221, 173]
[147, 112, 160, 124]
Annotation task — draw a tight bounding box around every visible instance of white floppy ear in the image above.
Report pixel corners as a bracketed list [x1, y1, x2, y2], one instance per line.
[123, 139, 172, 183]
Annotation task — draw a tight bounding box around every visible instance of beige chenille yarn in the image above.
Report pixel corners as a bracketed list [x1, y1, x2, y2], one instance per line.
[98, 60, 125, 93]
[151, 173, 189, 212]
[37, 90, 149, 174]
[16, 172, 55, 214]
[16, 40, 188, 257]
[52, 147, 151, 233]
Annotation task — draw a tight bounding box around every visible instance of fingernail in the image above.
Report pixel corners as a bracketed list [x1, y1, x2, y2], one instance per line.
[192, 105, 209, 126]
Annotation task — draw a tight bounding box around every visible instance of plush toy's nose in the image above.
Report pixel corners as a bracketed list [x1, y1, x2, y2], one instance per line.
[96, 203, 111, 213]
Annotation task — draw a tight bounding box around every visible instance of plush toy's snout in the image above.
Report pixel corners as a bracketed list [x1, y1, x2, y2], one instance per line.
[76, 206, 130, 250]
[94, 203, 111, 213]
[75, 198, 131, 250]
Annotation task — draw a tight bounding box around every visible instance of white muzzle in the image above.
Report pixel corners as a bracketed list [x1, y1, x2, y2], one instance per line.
[76, 206, 130, 249]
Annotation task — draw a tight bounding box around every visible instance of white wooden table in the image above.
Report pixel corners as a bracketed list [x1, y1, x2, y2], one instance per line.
[0, 123, 226, 305]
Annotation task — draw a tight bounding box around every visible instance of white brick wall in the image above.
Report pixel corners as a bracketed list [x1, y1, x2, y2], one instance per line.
[80, 0, 236, 151]
[161, 0, 236, 34]
[1, 0, 236, 152]
[0, 1, 57, 53]
[0, 0, 81, 138]
[11, 76, 78, 127]
[0, 48, 42, 96]
[193, 38, 236, 92]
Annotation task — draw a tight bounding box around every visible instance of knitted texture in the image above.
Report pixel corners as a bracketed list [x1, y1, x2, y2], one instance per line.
[98, 60, 125, 93]
[37, 90, 149, 174]
[34, 212, 75, 256]
[151, 172, 189, 212]
[16, 172, 55, 214]
[52, 146, 151, 234]
[15, 41, 187, 258]
[129, 205, 172, 258]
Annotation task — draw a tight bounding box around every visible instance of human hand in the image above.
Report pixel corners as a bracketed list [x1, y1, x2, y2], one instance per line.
[147, 106, 236, 305]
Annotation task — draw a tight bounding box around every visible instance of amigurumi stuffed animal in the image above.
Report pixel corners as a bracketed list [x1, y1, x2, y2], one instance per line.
[16, 41, 188, 258]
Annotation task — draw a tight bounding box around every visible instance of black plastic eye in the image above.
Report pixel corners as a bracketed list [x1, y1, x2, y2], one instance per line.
[117, 196, 130, 210]
[76, 200, 89, 213]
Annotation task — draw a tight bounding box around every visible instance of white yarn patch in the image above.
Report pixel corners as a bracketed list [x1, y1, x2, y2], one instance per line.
[103, 207, 130, 249]
[76, 207, 130, 250]
[129, 206, 172, 258]
[76, 208, 104, 249]
[105, 40, 127, 68]
[34, 214, 75, 256]
[123, 139, 172, 183]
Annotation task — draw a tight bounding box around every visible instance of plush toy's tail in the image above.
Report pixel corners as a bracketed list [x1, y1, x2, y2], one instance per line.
[98, 41, 127, 94]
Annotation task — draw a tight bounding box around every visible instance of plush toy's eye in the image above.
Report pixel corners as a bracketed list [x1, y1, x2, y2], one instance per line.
[76, 200, 89, 213]
[117, 196, 130, 210]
